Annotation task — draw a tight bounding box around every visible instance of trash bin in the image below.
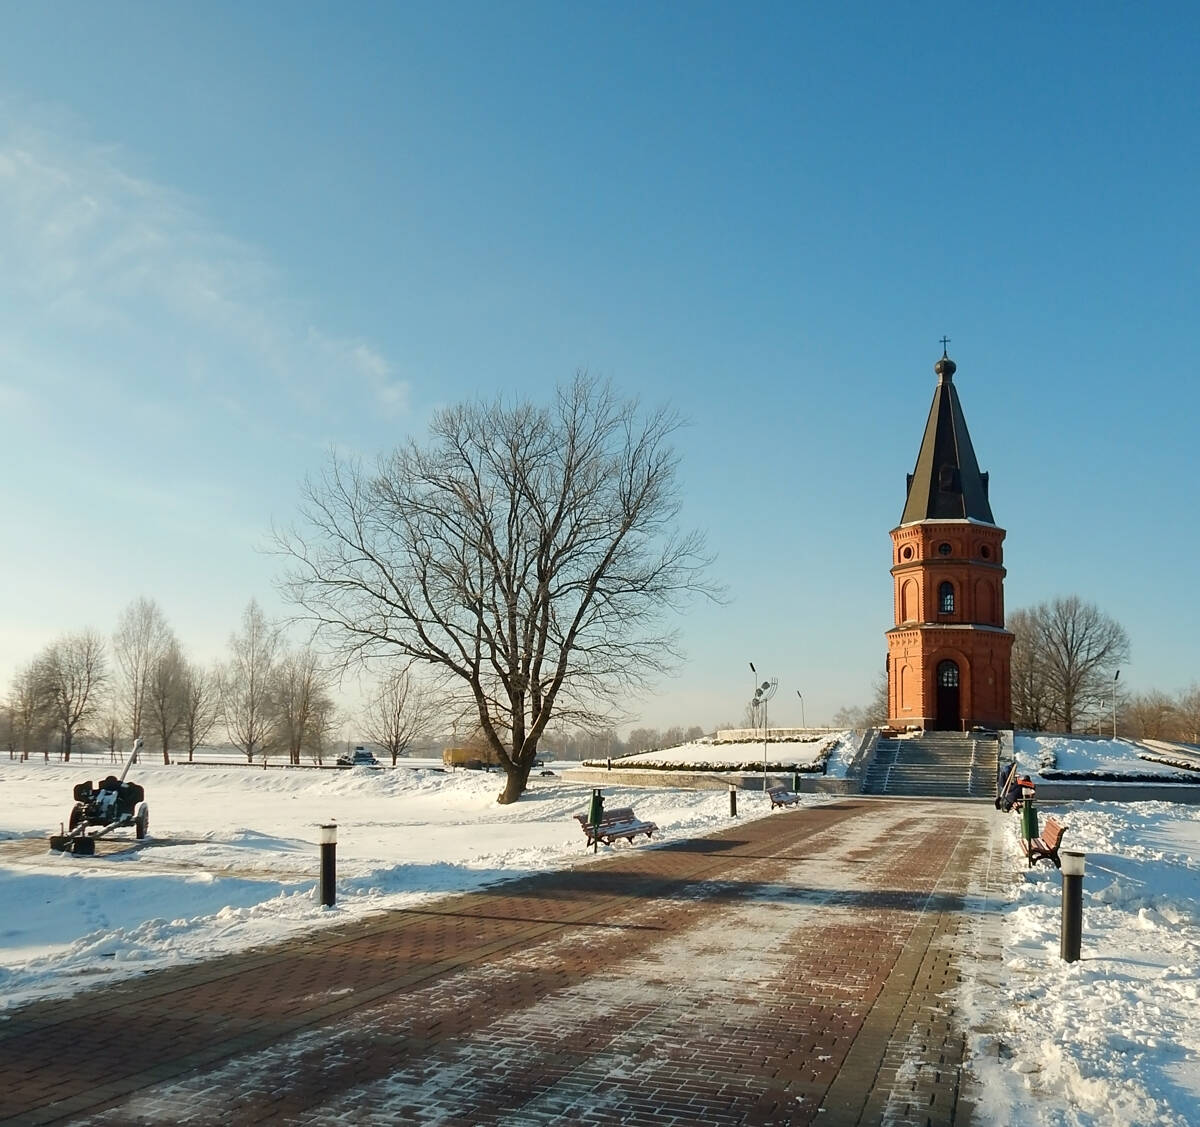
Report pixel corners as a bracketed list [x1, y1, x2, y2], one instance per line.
[1020, 798, 1039, 842]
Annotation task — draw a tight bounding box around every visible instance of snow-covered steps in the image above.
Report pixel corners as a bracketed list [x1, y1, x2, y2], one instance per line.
[861, 732, 998, 798]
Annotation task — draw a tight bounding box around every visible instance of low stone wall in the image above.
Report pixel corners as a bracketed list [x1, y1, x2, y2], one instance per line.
[1034, 781, 1200, 804]
[558, 766, 862, 794]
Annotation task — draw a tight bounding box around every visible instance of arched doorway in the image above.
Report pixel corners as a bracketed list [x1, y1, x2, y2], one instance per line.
[935, 660, 960, 730]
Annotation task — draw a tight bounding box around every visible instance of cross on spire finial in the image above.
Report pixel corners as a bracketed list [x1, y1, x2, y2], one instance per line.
[940, 335, 951, 357]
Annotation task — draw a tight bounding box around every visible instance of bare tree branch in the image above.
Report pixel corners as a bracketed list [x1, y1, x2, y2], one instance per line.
[275, 374, 722, 802]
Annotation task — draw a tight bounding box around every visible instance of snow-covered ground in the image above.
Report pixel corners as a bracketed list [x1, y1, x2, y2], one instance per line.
[963, 800, 1200, 1125]
[6, 738, 1200, 1123]
[0, 758, 764, 1012]
[1015, 734, 1200, 779]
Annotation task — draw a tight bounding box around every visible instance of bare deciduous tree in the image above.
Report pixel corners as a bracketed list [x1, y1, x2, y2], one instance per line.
[1175, 684, 1200, 744]
[1123, 690, 1178, 740]
[146, 639, 187, 763]
[99, 703, 123, 764]
[627, 727, 662, 753]
[112, 597, 174, 742]
[305, 694, 341, 765]
[181, 661, 221, 762]
[221, 599, 281, 762]
[1009, 607, 1052, 731]
[1017, 597, 1131, 733]
[542, 725, 624, 761]
[275, 647, 334, 766]
[276, 376, 719, 802]
[37, 630, 108, 761]
[7, 662, 54, 760]
[361, 668, 433, 765]
[832, 674, 889, 729]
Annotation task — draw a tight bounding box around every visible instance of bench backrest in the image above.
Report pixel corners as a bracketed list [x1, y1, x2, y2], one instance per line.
[579, 806, 639, 825]
[597, 806, 638, 824]
[1042, 818, 1067, 848]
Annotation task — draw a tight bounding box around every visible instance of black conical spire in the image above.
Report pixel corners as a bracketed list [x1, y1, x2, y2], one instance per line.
[900, 349, 995, 524]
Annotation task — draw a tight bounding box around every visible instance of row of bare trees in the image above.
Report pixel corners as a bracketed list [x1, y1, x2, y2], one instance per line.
[1115, 686, 1200, 742]
[3, 617, 219, 765]
[1, 596, 436, 766]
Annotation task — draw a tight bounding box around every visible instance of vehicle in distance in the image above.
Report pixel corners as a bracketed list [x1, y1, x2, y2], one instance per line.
[337, 746, 380, 767]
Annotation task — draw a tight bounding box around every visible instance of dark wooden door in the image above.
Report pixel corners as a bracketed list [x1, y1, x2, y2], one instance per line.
[936, 660, 960, 730]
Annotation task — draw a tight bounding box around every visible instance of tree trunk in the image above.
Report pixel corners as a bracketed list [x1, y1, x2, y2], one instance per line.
[497, 759, 532, 804]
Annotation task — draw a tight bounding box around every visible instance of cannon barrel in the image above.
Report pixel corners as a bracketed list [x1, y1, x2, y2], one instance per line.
[117, 737, 143, 784]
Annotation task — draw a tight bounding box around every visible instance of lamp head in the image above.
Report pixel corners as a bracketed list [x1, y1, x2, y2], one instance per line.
[1060, 850, 1085, 877]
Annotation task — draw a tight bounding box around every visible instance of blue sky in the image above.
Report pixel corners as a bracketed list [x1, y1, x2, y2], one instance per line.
[2, 2, 1197, 732]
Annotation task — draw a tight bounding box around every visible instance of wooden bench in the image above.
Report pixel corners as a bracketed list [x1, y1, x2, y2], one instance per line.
[766, 785, 802, 809]
[1020, 816, 1068, 868]
[574, 806, 658, 846]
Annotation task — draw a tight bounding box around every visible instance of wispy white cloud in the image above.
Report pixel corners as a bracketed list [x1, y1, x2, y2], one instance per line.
[0, 108, 405, 431]
[304, 330, 413, 418]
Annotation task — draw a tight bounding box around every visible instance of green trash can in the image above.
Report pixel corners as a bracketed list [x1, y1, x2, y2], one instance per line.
[1020, 798, 1039, 842]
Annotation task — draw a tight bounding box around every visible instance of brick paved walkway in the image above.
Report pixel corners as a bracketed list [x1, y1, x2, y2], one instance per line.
[1, 798, 995, 1126]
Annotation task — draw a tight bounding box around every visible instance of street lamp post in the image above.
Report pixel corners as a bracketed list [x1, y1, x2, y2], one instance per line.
[1112, 670, 1120, 739]
[762, 692, 768, 785]
[796, 690, 806, 730]
[751, 674, 778, 792]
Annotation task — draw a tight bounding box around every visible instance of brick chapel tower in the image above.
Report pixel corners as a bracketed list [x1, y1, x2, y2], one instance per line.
[886, 348, 1013, 730]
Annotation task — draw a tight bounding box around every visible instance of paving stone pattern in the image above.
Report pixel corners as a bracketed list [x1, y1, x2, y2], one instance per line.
[0, 798, 993, 1126]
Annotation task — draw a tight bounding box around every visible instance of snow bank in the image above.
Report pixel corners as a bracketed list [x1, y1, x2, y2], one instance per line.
[962, 802, 1200, 1124]
[587, 731, 849, 772]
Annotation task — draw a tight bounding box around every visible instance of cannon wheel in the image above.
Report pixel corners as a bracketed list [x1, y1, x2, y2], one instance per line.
[68, 804, 85, 831]
[135, 803, 149, 840]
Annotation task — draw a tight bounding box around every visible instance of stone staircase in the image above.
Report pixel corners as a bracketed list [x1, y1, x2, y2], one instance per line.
[861, 731, 999, 798]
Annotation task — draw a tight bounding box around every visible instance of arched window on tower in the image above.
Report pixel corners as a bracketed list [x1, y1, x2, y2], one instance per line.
[939, 581, 955, 614]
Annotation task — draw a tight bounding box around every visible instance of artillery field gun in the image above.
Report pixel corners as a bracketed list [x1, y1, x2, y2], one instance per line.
[49, 738, 150, 855]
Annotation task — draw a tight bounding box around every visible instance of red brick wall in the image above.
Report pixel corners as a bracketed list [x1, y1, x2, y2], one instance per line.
[886, 522, 1013, 729]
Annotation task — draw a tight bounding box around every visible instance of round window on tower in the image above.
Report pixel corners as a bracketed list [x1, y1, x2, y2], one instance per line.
[938, 542, 952, 556]
[901, 546, 914, 561]
[980, 545, 991, 560]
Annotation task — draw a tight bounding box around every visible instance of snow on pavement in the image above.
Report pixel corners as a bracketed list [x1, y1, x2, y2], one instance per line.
[962, 800, 1200, 1126]
[0, 759, 774, 1012]
[7, 740, 1200, 1124]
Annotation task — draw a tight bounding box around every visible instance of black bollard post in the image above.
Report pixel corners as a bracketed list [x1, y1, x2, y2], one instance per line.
[319, 823, 337, 907]
[1060, 850, 1085, 962]
[792, 771, 800, 793]
[729, 785, 738, 817]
